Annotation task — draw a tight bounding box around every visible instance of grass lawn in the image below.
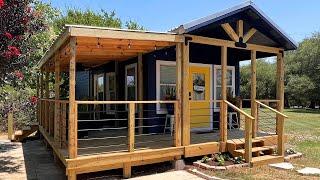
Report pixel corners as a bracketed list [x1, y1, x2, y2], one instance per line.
[197, 108, 320, 180]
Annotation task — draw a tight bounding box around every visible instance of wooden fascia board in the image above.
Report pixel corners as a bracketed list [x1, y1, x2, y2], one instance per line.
[70, 27, 184, 43]
[221, 23, 239, 42]
[38, 28, 71, 69]
[186, 34, 283, 54]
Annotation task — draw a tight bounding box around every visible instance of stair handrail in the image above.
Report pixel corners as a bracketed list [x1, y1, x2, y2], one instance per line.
[255, 100, 288, 118]
[224, 100, 254, 120]
[224, 100, 253, 163]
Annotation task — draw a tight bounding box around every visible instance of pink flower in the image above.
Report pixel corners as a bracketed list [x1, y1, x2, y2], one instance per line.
[15, 71, 24, 80]
[4, 32, 13, 39]
[2, 46, 21, 59]
[30, 96, 38, 104]
[8, 46, 21, 56]
[0, 0, 4, 9]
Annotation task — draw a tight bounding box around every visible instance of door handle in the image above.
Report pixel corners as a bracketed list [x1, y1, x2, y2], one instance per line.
[189, 92, 192, 100]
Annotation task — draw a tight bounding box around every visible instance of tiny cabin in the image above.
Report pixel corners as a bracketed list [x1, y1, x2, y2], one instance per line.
[37, 2, 296, 179]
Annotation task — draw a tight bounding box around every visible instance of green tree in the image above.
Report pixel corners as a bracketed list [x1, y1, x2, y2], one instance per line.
[240, 59, 276, 100]
[285, 33, 320, 107]
[53, 9, 144, 34]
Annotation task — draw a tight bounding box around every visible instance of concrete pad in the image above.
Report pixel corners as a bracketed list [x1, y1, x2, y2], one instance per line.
[297, 167, 320, 176]
[129, 170, 204, 180]
[269, 162, 294, 170]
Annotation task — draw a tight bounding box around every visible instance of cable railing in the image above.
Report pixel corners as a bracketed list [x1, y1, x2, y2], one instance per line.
[255, 100, 288, 156]
[75, 100, 180, 156]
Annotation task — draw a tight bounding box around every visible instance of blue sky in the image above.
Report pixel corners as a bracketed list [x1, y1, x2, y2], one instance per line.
[43, 0, 320, 43]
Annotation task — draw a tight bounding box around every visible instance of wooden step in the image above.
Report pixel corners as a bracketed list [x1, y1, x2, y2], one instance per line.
[227, 138, 263, 145]
[227, 139, 264, 152]
[234, 146, 275, 154]
[251, 155, 284, 166]
[13, 125, 38, 141]
[233, 146, 275, 157]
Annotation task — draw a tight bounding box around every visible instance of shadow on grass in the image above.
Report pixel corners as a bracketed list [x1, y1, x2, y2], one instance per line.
[286, 108, 320, 114]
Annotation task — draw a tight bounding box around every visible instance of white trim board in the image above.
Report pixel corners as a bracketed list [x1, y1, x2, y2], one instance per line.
[125, 63, 138, 101]
[213, 65, 236, 112]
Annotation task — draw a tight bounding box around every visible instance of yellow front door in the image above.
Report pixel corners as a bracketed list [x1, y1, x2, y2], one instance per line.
[189, 65, 211, 129]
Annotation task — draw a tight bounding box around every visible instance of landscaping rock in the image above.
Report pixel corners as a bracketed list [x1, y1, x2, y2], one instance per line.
[297, 167, 320, 176]
[189, 169, 223, 180]
[172, 159, 185, 170]
[269, 162, 294, 170]
[284, 152, 303, 162]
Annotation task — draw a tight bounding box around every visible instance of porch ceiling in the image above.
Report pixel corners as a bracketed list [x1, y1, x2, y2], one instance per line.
[40, 25, 180, 71]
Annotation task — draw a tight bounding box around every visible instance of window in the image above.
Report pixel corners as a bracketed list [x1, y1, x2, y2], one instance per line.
[94, 73, 105, 112]
[125, 63, 137, 101]
[214, 65, 235, 111]
[94, 73, 104, 101]
[156, 61, 176, 113]
[106, 72, 116, 114]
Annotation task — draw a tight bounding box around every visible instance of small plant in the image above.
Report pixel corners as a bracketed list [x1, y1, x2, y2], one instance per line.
[201, 156, 210, 163]
[286, 148, 297, 155]
[234, 156, 244, 164]
[214, 153, 225, 166]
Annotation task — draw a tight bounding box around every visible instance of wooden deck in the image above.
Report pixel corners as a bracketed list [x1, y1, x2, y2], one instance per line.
[40, 128, 271, 157]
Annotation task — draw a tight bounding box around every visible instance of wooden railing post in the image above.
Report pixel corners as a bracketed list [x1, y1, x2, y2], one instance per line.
[244, 117, 252, 163]
[124, 102, 135, 179]
[8, 112, 13, 140]
[174, 101, 181, 147]
[128, 103, 135, 152]
[277, 116, 285, 156]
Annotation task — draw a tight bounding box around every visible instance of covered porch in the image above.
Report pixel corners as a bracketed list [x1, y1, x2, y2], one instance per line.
[37, 24, 288, 179]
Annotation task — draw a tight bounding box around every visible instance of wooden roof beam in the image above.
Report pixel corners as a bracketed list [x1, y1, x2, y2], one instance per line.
[237, 20, 244, 38]
[221, 23, 239, 42]
[243, 28, 257, 43]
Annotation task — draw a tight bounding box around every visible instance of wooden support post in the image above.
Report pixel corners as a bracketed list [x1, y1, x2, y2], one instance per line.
[8, 112, 13, 140]
[174, 43, 182, 147]
[67, 170, 77, 180]
[36, 74, 40, 124]
[276, 53, 285, 156]
[61, 103, 67, 148]
[137, 53, 143, 134]
[251, 50, 257, 138]
[244, 117, 252, 163]
[45, 69, 49, 133]
[181, 40, 190, 146]
[220, 46, 228, 142]
[54, 54, 61, 147]
[39, 72, 44, 126]
[69, 37, 78, 158]
[123, 162, 132, 178]
[128, 103, 135, 152]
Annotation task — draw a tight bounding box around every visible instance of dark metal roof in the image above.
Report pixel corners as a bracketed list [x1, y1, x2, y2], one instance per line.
[172, 1, 297, 50]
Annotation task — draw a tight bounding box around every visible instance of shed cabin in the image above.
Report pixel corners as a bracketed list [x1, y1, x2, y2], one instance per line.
[37, 2, 296, 179]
